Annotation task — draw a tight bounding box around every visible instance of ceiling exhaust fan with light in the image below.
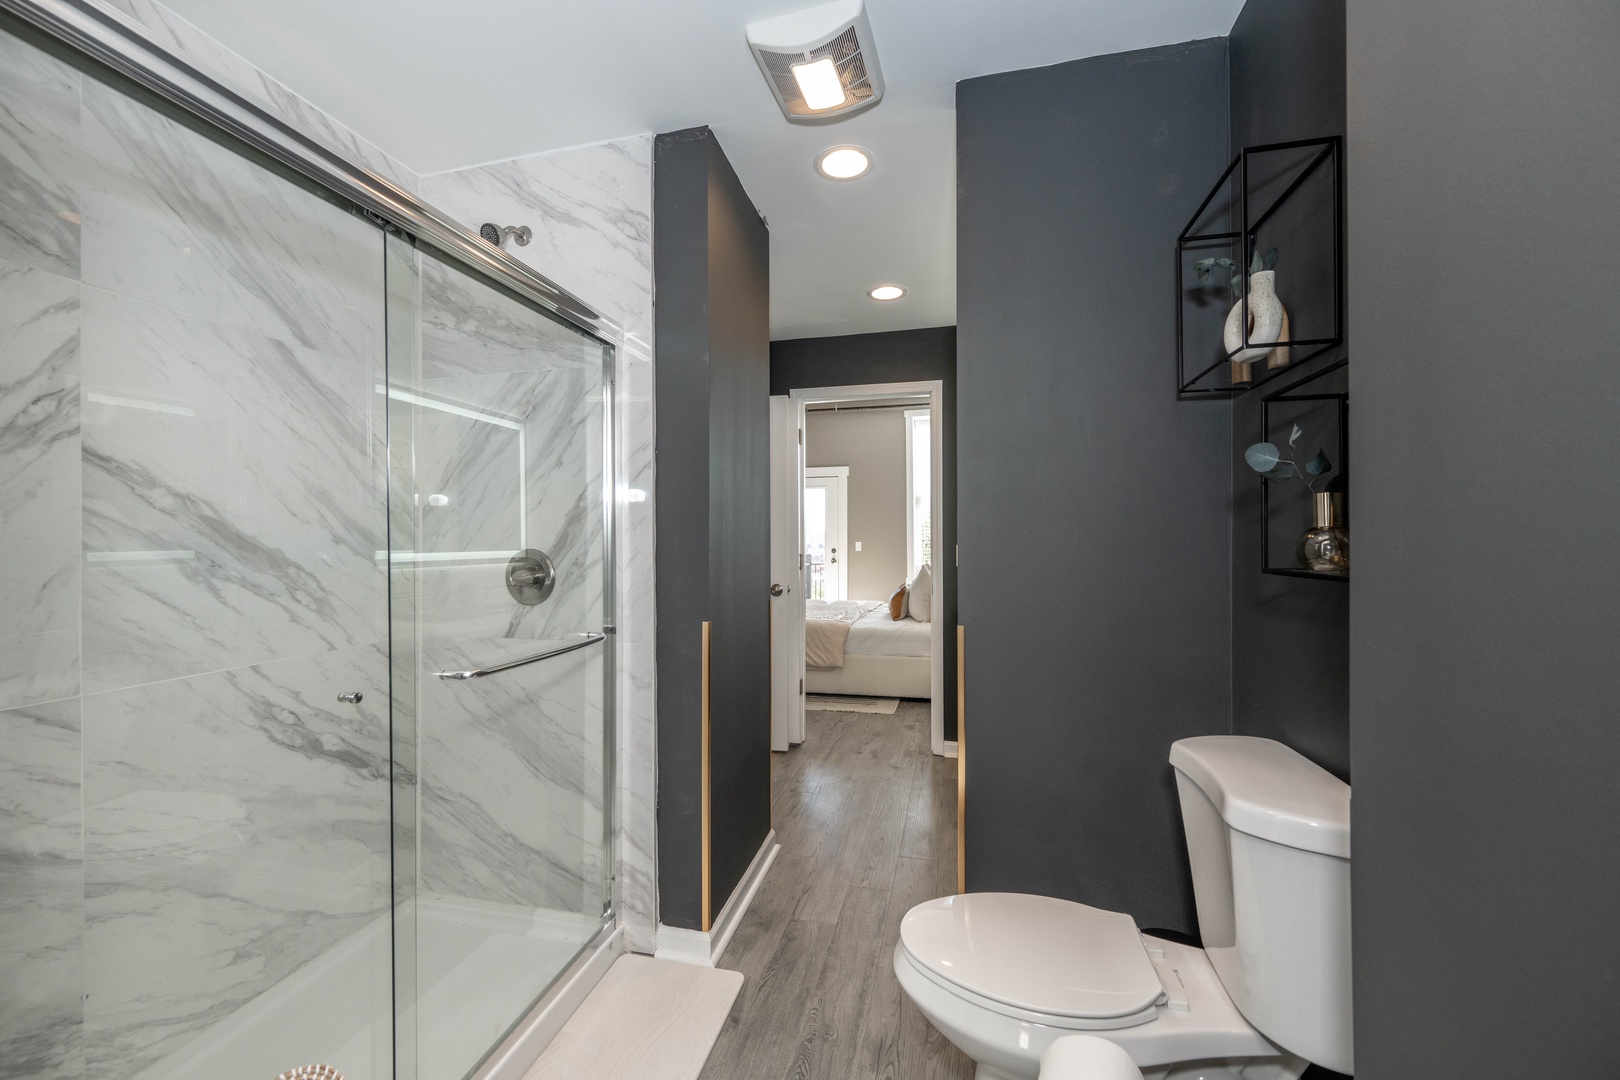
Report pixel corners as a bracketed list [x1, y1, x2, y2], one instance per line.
[746, 0, 885, 121]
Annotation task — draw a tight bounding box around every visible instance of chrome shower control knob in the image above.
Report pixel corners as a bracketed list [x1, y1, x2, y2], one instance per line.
[337, 692, 363, 704]
[505, 549, 557, 606]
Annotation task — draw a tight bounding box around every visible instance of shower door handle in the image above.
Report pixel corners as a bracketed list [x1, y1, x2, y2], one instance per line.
[436, 633, 606, 680]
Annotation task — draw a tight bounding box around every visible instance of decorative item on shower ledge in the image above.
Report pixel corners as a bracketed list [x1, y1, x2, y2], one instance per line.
[1195, 247, 1290, 385]
[274, 1067, 343, 1080]
[1244, 423, 1348, 575]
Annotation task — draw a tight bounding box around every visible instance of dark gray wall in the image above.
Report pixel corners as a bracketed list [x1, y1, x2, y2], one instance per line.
[1348, 2, 1620, 1076]
[654, 127, 773, 931]
[771, 326, 958, 740]
[956, 40, 1233, 933]
[1228, 0, 1350, 778]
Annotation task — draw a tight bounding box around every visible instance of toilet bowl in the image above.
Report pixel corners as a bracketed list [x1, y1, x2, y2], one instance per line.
[893, 893, 1305, 1080]
[894, 737, 1353, 1080]
[1039, 1035, 1143, 1080]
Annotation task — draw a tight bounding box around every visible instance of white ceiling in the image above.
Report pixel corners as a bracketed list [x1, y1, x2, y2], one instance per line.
[161, 0, 1244, 339]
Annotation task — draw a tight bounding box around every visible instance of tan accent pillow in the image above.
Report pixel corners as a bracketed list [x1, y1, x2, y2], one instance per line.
[888, 583, 909, 621]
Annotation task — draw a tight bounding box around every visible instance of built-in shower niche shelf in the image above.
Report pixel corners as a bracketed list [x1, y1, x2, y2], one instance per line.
[1176, 137, 1343, 397]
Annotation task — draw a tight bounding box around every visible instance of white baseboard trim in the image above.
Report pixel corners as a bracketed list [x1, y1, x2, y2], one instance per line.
[655, 830, 779, 968]
[652, 923, 713, 967]
[943, 740, 959, 759]
[472, 922, 626, 1080]
[710, 831, 778, 963]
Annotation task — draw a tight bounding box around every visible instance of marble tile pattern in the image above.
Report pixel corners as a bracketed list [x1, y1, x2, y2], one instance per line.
[3, 16, 657, 1080]
[420, 135, 653, 352]
[82, 646, 392, 1080]
[415, 256, 606, 643]
[417, 640, 604, 912]
[93, 0, 420, 194]
[0, 28, 393, 1080]
[409, 250, 611, 921]
[422, 134, 658, 952]
[0, 257, 82, 712]
[613, 344, 658, 953]
[0, 699, 84, 1080]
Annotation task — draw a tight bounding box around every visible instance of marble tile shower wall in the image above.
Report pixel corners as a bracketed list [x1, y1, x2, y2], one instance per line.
[2, 12, 661, 1080]
[411, 254, 610, 915]
[91, 0, 659, 957]
[99, 0, 421, 194]
[0, 30, 392, 1080]
[421, 135, 658, 952]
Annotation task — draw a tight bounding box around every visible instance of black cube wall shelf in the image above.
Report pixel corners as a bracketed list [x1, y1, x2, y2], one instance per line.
[1176, 137, 1343, 397]
[1259, 357, 1349, 581]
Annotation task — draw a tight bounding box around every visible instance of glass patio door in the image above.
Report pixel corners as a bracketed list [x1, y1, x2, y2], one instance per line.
[385, 237, 614, 1080]
[804, 469, 848, 601]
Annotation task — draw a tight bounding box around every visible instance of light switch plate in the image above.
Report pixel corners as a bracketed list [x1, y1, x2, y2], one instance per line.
[855, 541, 862, 551]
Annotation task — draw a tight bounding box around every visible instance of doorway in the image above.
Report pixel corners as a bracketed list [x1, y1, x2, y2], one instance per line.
[804, 467, 849, 601]
[769, 381, 949, 757]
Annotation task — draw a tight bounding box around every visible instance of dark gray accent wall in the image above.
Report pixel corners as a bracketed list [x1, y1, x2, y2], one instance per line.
[1228, 0, 1350, 778]
[956, 40, 1233, 933]
[1348, 2, 1620, 1075]
[771, 326, 958, 740]
[654, 127, 773, 931]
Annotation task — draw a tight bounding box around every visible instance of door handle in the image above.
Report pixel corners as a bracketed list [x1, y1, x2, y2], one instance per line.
[771, 583, 787, 596]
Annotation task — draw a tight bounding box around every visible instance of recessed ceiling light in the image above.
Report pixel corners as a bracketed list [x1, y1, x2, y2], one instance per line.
[869, 285, 906, 301]
[816, 146, 871, 181]
[790, 57, 847, 112]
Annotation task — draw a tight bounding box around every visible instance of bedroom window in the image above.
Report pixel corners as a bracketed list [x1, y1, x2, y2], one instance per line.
[905, 409, 931, 578]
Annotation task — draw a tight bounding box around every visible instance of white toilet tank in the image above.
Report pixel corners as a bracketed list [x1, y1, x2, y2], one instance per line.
[1169, 736, 1352, 1076]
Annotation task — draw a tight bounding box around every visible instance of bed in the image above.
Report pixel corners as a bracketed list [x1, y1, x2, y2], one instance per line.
[805, 599, 932, 699]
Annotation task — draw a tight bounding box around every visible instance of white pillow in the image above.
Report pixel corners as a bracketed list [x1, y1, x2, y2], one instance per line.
[907, 563, 933, 623]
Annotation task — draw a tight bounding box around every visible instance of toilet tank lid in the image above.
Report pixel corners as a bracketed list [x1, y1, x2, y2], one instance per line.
[1170, 736, 1350, 858]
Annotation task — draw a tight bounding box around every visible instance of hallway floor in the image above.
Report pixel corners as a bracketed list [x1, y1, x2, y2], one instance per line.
[700, 701, 974, 1080]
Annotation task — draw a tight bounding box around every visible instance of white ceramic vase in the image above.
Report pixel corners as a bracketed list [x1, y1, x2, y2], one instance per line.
[1223, 268, 1285, 365]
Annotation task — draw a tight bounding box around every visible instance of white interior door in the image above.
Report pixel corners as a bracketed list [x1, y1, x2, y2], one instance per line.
[770, 397, 805, 751]
[804, 468, 849, 603]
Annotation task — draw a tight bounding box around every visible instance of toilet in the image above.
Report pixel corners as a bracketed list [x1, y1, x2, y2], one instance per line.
[894, 736, 1351, 1080]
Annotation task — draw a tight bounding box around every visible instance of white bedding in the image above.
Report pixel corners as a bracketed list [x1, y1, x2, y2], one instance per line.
[804, 602, 931, 659]
[804, 601, 931, 697]
[846, 609, 930, 657]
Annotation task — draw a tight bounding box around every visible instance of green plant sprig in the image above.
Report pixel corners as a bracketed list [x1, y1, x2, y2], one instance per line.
[1194, 246, 1278, 300]
[1245, 423, 1332, 491]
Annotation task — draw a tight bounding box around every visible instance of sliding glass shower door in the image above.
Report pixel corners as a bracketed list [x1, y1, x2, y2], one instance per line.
[385, 239, 614, 1080]
[0, 25, 396, 1080]
[0, 19, 614, 1080]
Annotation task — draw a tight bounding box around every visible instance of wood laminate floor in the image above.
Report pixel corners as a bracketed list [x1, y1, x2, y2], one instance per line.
[700, 700, 974, 1080]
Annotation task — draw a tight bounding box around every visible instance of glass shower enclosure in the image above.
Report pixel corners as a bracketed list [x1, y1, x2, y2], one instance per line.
[0, 13, 614, 1080]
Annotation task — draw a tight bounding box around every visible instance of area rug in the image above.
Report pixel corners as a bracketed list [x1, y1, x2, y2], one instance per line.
[806, 694, 900, 714]
[523, 954, 743, 1080]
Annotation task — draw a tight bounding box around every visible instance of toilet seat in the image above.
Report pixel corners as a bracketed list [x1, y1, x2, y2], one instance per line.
[898, 893, 1165, 1030]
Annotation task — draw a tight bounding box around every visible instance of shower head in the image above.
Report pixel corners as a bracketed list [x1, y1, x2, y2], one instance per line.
[479, 222, 533, 249]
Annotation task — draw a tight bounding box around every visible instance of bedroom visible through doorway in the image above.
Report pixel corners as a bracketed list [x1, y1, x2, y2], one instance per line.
[768, 381, 948, 758]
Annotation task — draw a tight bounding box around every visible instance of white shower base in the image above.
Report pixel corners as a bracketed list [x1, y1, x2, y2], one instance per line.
[139, 896, 605, 1080]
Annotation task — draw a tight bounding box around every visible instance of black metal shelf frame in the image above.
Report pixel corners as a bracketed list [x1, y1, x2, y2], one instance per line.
[1259, 357, 1348, 582]
[1176, 136, 1343, 397]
